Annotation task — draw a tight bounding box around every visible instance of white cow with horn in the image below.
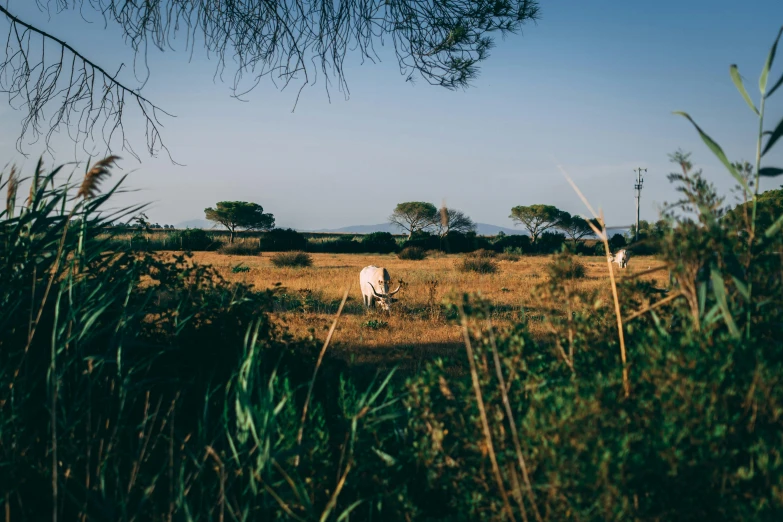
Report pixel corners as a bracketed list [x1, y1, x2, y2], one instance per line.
[608, 249, 632, 269]
[360, 266, 401, 311]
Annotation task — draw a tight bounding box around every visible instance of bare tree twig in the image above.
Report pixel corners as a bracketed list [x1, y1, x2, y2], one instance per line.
[0, 5, 175, 162]
[2, 1, 539, 161]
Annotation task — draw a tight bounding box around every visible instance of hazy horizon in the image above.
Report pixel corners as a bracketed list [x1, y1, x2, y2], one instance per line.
[2, 0, 783, 231]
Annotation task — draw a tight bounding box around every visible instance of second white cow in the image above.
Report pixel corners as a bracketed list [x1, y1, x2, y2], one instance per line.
[359, 266, 401, 311]
[608, 249, 632, 269]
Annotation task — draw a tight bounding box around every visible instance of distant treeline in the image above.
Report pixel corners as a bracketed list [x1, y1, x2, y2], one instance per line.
[98, 226, 637, 255]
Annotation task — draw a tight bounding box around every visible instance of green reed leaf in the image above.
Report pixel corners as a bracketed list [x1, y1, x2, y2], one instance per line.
[731, 275, 750, 302]
[710, 267, 740, 339]
[764, 212, 783, 238]
[730, 65, 759, 114]
[762, 116, 783, 156]
[761, 26, 783, 95]
[673, 111, 749, 192]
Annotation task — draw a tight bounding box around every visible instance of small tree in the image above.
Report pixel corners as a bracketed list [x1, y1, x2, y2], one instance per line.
[509, 204, 563, 244]
[557, 212, 598, 244]
[204, 201, 275, 243]
[389, 202, 438, 238]
[437, 207, 477, 236]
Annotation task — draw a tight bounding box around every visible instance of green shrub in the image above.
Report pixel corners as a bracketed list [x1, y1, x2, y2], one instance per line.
[260, 227, 307, 251]
[398, 246, 427, 260]
[402, 230, 440, 251]
[440, 231, 493, 253]
[593, 241, 609, 256]
[231, 263, 251, 273]
[548, 249, 586, 279]
[169, 227, 216, 251]
[270, 251, 313, 267]
[314, 236, 362, 253]
[536, 230, 566, 253]
[360, 231, 398, 253]
[493, 233, 531, 253]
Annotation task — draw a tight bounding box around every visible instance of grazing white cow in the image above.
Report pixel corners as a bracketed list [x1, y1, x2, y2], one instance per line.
[608, 249, 631, 269]
[359, 266, 401, 311]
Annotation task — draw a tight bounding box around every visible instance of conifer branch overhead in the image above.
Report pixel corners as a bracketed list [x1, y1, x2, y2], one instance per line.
[1, 1, 539, 162]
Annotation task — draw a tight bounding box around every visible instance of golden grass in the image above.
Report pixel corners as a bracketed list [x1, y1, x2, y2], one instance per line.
[166, 251, 669, 374]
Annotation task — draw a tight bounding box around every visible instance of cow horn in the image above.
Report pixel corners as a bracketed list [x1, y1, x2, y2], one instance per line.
[368, 282, 384, 298]
[387, 281, 402, 296]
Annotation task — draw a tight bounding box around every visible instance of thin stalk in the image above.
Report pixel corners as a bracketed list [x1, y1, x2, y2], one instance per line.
[205, 447, 225, 522]
[599, 218, 630, 398]
[319, 461, 352, 522]
[459, 303, 516, 522]
[746, 94, 766, 339]
[558, 165, 630, 397]
[50, 287, 65, 522]
[624, 291, 683, 322]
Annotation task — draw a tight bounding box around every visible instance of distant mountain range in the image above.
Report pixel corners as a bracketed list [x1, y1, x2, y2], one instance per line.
[307, 222, 526, 236]
[175, 219, 629, 237]
[306, 223, 630, 236]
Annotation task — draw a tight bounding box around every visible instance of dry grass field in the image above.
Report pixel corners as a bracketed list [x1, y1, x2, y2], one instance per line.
[163, 251, 669, 375]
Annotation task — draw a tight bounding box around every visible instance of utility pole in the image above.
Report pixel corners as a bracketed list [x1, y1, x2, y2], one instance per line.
[633, 167, 647, 242]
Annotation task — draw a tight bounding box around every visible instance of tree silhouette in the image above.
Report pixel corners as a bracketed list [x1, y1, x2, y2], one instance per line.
[205, 201, 275, 243]
[389, 201, 438, 238]
[509, 204, 563, 244]
[437, 207, 477, 236]
[557, 212, 598, 244]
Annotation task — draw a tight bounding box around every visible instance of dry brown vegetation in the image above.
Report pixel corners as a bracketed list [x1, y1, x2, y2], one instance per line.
[164, 251, 668, 374]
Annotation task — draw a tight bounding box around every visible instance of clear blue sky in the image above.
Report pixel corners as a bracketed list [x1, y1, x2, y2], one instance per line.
[2, 0, 783, 230]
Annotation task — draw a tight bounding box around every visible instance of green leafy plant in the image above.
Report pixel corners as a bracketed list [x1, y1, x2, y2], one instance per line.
[362, 319, 389, 329]
[674, 25, 783, 339]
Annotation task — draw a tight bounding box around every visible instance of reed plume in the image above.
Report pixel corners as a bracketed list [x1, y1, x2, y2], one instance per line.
[77, 156, 120, 200]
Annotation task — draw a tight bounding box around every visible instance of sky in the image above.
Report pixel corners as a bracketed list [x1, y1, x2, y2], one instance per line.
[2, 0, 783, 230]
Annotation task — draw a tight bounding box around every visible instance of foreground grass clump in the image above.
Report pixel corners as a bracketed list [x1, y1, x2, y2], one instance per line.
[398, 246, 427, 260]
[270, 250, 313, 267]
[0, 158, 415, 521]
